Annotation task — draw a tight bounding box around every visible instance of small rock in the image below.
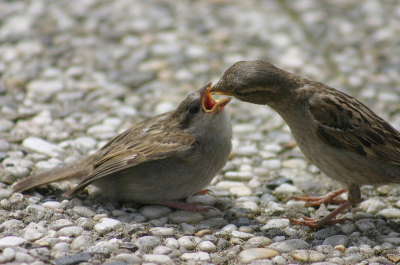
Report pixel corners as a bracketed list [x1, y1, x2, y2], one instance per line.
[268, 239, 310, 253]
[42, 201, 62, 210]
[359, 198, 386, 214]
[150, 227, 174, 236]
[0, 236, 27, 247]
[22, 137, 63, 157]
[58, 226, 84, 237]
[239, 248, 279, 263]
[323, 235, 349, 247]
[291, 250, 326, 262]
[50, 219, 74, 230]
[142, 254, 171, 263]
[139, 205, 173, 220]
[378, 208, 400, 219]
[261, 219, 290, 230]
[168, 211, 204, 224]
[181, 252, 211, 262]
[229, 186, 252, 196]
[94, 218, 121, 234]
[115, 254, 141, 264]
[134, 236, 161, 250]
[198, 241, 217, 252]
[177, 236, 201, 250]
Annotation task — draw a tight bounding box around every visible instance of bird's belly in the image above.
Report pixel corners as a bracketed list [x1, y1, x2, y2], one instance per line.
[91, 157, 218, 203]
[294, 135, 400, 188]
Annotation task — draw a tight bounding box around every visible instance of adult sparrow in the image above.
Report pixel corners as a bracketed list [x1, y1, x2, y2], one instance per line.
[211, 60, 400, 227]
[14, 83, 232, 211]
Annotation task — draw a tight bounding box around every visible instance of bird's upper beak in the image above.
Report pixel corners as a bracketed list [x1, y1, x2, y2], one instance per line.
[210, 81, 232, 96]
[200, 83, 231, 113]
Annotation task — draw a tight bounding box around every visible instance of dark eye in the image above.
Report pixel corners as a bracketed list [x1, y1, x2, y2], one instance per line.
[189, 106, 199, 114]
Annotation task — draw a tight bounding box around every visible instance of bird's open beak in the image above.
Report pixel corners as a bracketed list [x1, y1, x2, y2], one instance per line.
[201, 83, 231, 113]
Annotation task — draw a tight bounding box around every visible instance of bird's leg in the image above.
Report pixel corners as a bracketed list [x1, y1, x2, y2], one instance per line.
[288, 200, 354, 228]
[288, 184, 360, 228]
[289, 188, 347, 206]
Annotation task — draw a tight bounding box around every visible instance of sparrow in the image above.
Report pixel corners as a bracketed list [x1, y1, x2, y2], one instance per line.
[14, 83, 232, 211]
[211, 60, 400, 228]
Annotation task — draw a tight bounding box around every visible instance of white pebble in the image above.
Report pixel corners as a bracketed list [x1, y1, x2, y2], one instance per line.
[42, 201, 62, 209]
[0, 236, 27, 247]
[181, 252, 211, 262]
[94, 218, 121, 234]
[198, 241, 217, 252]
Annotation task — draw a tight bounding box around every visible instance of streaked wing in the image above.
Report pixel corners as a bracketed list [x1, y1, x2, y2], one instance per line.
[65, 114, 196, 195]
[309, 89, 400, 165]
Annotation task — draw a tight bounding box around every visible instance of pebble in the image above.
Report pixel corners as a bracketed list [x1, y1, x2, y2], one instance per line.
[22, 137, 63, 157]
[15, 252, 35, 263]
[198, 241, 217, 252]
[168, 211, 204, 224]
[142, 254, 171, 264]
[273, 183, 300, 194]
[42, 201, 62, 209]
[378, 208, 400, 218]
[150, 227, 174, 236]
[58, 226, 84, 237]
[232, 230, 254, 239]
[70, 235, 93, 251]
[224, 171, 254, 181]
[134, 236, 161, 250]
[165, 238, 179, 249]
[268, 239, 310, 253]
[261, 219, 290, 230]
[291, 250, 326, 262]
[186, 194, 216, 206]
[94, 218, 121, 234]
[181, 252, 211, 262]
[359, 198, 387, 213]
[323, 235, 349, 247]
[177, 236, 201, 250]
[115, 254, 142, 264]
[0, 236, 27, 247]
[246, 236, 272, 247]
[2, 157, 34, 168]
[23, 222, 46, 241]
[1, 247, 15, 262]
[239, 248, 279, 263]
[50, 219, 74, 230]
[229, 186, 252, 196]
[0, 139, 10, 151]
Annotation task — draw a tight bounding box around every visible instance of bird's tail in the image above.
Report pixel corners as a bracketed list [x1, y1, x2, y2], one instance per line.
[13, 163, 87, 194]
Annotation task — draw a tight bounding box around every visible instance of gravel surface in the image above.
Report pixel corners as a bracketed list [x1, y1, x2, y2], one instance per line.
[1, 0, 400, 264]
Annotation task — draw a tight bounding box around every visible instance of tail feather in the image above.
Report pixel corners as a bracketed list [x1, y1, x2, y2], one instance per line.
[13, 163, 86, 193]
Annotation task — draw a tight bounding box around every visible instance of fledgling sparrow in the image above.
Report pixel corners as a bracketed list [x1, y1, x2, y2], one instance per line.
[14, 83, 232, 211]
[211, 60, 400, 227]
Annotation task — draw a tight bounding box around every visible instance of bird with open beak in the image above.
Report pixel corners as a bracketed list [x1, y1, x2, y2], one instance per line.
[14, 83, 232, 211]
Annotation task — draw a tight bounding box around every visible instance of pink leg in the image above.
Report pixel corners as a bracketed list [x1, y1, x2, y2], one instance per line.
[289, 188, 347, 206]
[288, 200, 354, 228]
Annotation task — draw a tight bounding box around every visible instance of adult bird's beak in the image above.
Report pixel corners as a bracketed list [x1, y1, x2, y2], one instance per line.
[210, 81, 233, 96]
[200, 83, 231, 113]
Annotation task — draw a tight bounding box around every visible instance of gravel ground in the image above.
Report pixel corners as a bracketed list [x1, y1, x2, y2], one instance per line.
[1, 0, 400, 264]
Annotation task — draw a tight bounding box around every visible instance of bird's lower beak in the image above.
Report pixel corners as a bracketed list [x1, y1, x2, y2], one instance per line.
[201, 83, 231, 113]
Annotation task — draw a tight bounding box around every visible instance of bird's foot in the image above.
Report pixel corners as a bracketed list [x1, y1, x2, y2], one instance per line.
[286, 200, 354, 228]
[289, 188, 346, 206]
[150, 200, 218, 212]
[287, 216, 353, 229]
[195, 189, 210, 195]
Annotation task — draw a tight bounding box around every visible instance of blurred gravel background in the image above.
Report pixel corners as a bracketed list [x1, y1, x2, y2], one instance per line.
[1, 0, 400, 264]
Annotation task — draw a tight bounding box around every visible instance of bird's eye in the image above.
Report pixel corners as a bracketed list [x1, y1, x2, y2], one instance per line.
[189, 106, 199, 114]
